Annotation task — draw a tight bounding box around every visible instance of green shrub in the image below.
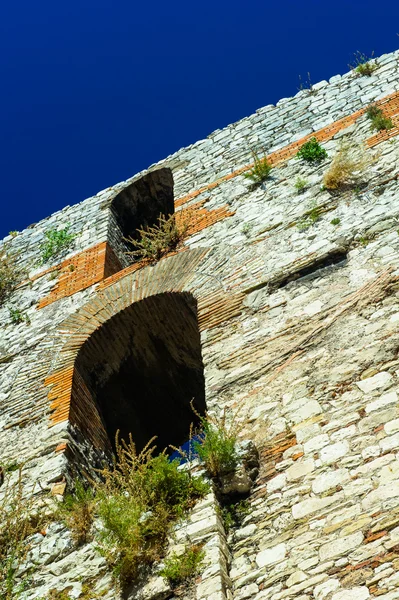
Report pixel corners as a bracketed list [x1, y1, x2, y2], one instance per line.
[294, 177, 308, 193]
[39, 225, 75, 265]
[350, 52, 378, 76]
[125, 212, 190, 263]
[0, 247, 20, 307]
[366, 104, 381, 120]
[8, 307, 30, 326]
[160, 545, 205, 587]
[95, 434, 208, 587]
[193, 409, 239, 479]
[366, 105, 394, 132]
[330, 218, 341, 226]
[243, 152, 272, 184]
[296, 138, 328, 163]
[58, 480, 95, 546]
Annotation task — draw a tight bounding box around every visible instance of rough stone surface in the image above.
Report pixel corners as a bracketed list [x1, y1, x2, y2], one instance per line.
[2, 49, 399, 600]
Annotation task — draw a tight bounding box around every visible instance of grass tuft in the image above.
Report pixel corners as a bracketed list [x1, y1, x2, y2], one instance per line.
[350, 51, 378, 77]
[160, 545, 205, 587]
[192, 404, 241, 479]
[366, 104, 394, 132]
[0, 468, 42, 600]
[58, 479, 95, 546]
[294, 177, 308, 193]
[323, 142, 374, 190]
[39, 225, 76, 265]
[243, 152, 272, 184]
[125, 212, 191, 263]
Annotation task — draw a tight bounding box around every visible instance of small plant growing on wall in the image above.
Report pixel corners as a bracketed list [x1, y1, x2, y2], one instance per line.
[243, 152, 272, 184]
[192, 405, 240, 479]
[0, 246, 20, 308]
[350, 51, 378, 77]
[296, 138, 328, 163]
[323, 142, 374, 190]
[58, 479, 96, 546]
[125, 212, 191, 263]
[297, 202, 322, 231]
[241, 223, 252, 237]
[366, 104, 394, 132]
[294, 176, 308, 193]
[8, 307, 30, 325]
[221, 499, 250, 531]
[0, 467, 42, 600]
[160, 545, 205, 588]
[39, 225, 76, 265]
[94, 432, 208, 587]
[297, 72, 313, 92]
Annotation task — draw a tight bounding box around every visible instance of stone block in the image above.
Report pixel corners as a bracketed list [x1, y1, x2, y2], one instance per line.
[319, 441, 349, 465]
[366, 391, 398, 414]
[312, 469, 349, 494]
[319, 532, 364, 561]
[331, 587, 369, 600]
[292, 493, 343, 520]
[286, 459, 315, 481]
[356, 372, 393, 393]
[362, 482, 399, 511]
[256, 543, 286, 568]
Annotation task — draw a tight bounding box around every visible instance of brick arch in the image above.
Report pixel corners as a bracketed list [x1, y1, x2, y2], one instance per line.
[45, 248, 244, 451]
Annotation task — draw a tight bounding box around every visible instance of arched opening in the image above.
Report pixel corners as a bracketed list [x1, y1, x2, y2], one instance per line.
[110, 168, 174, 242]
[72, 292, 206, 454]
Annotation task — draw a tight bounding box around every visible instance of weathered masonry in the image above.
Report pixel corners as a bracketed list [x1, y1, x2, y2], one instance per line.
[3, 49, 399, 600]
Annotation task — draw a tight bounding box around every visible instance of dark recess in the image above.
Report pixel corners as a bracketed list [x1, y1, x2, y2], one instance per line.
[276, 249, 348, 289]
[74, 292, 206, 454]
[111, 168, 174, 241]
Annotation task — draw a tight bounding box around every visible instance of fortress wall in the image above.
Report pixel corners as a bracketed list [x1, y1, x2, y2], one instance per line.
[1, 50, 399, 599]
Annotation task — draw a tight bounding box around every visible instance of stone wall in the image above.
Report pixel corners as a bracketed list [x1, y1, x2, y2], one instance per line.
[2, 49, 399, 599]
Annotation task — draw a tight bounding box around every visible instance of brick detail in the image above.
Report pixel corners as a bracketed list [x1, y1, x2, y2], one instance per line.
[38, 203, 233, 306]
[45, 249, 245, 445]
[38, 242, 122, 309]
[98, 203, 234, 291]
[176, 90, 399, 208]
[366, 92, 399, 147]
[69, 368, 111, 451]
[197, 291, 244, 331]
[37, 90, 399, 309]
[45, 366, 74, 425]
[367, 117, 399, 147]
[181, 200, 234, 235]
[46, 364, 110, 450]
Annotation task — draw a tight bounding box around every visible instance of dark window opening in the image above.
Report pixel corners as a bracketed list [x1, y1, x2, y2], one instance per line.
[275, 249, 348, 289]
[74, 292, 206, 454]
[111, 168, 174, 242]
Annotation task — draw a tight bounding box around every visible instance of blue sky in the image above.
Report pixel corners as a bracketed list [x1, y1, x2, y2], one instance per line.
[1, 0, 399, 238]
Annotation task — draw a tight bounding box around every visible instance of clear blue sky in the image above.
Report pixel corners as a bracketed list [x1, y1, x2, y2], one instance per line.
[1, 0, 399, 238]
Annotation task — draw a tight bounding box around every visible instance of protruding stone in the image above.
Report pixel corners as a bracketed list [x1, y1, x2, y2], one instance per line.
[319, 532, 364, 561]
[256, 543, 286, 568]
